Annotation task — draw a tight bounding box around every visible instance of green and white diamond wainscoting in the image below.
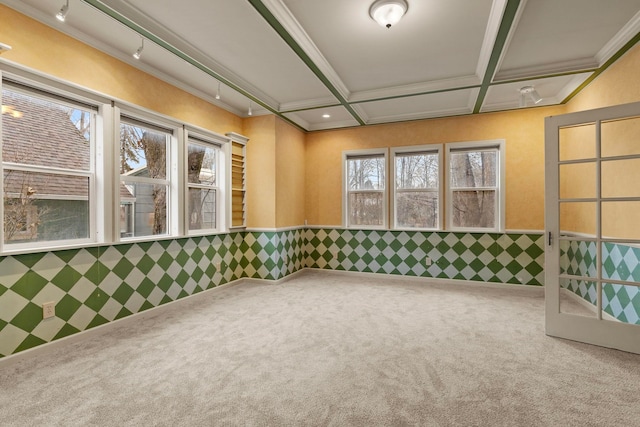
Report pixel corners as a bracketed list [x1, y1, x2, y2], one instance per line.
[560, 240, 640, 324]
[1, 227, 549, 358]
[305, 228, 545, 285]
[0, 229, 309, 358]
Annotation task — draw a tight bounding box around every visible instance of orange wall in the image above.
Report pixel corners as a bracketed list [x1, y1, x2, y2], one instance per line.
[275, 119, 306, 228]
[243, 115, 277, 228]
[567, 43, 640, 113]
[305, 106, 565, 230]
[0, 5, 241, 134]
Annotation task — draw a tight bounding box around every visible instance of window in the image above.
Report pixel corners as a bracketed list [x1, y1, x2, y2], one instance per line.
[344, 149, 387, 228]
[446, 140, 505, 231]
[186, 134, 222, 234]
[392, 146, 442, 229]
[1, 84, 95, 249]
[118, 115, 173, 239]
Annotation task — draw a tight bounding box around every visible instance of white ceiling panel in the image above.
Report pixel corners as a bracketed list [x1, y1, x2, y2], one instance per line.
[3, 0, 639, 131]
[282, 0, 494, 93]
[355, 88, 480, 124]
[496, 0, 640, 80]
[482, 73, 591, 112]
[109, 0, 338, 108]
[284, 105, 360, 131]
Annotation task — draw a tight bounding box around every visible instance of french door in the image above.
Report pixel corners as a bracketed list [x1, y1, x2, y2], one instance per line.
[545, 101, 640, 354]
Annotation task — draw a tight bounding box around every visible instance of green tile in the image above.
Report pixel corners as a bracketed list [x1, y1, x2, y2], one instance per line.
[157, 274, 174, 293]
[11, 302, 42, 333]
[53, 248, 82, 263]
[14, 334, 46, 353]
[51, 265, 82, 292]
[135, 254, 156, 275]
[11, 271, 48, 300]
[87, 313, 109, 329]
[84, 288, 109, 312]
[157, 252, 174, 270]
[175, 271, 189, 287]
[112, 283, 135, 305]
[53, 323, 81, 340]
[113, 258, 135, 280]
[115, 243, 132, 256]
[175, 249, 190, 267]
[15, 252, 47, 269]
[84, 261, 107, 286]
[56, 294, 82, 321]
[115, 307, 133, 320]
[136, 278, 156, 298]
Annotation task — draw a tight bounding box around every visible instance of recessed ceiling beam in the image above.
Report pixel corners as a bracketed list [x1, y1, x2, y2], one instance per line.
[246, 0, 366, 126]
[472, 0, 522, 113]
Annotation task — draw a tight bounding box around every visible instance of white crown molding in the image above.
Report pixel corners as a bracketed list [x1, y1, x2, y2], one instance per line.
[279, 96, 340, 112]
[365, 107, 472, 125]
[349, 103, 370, 123]
[348, 75, 481, 103]
[494, 58, 598, 82]
[115, 0, 280, 109]
[1, 0, 259, 117]
[281, 112, 310, 131]
[596, 9, 640, 65]
[476, 0, 509, 81]
[308, 119, 362, 132]
[261, 0, 352, 100]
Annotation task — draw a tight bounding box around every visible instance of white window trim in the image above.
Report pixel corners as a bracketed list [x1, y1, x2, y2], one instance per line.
[0, 78, 101, 252]
[184, 127, 229, 236]
[445, 139, 506, 232]
[391, 145, 443, 231]
[0, 63, 238, 255]
[115, 106, 182, 242]
[342, 148, 388, 229]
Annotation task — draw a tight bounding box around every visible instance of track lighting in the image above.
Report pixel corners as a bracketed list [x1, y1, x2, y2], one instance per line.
[248, 101, 253, 116]
[519, 86, 542, 107]
[133, 38, 144, 60]
[56, 0, 69, 22]
[215, 81, 221, 100]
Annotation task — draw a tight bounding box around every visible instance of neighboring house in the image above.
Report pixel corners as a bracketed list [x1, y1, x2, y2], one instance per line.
[2, 90, 135, 243]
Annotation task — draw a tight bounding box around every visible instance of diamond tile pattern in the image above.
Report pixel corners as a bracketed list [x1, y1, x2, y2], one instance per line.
[304, 229, 545, 285]
[559, 240, 640, 324]
[16, 227, 640, 359]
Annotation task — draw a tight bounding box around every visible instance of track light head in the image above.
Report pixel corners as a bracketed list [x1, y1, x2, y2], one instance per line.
[519, 86, 543, 107]
[215, 82, 221, 100]
[56, 1, 69, 22]
[133, 38, 144, 60]
[248, 101, 253, 116]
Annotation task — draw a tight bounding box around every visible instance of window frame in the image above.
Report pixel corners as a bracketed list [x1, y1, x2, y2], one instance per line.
[115, 105, 182, 242]
[445, 140, 506, 232]
[391, 145, 443, 231]
[343, 148, 388, 229]
[184, 127, 228, 236]
[0, 78, 102, 252]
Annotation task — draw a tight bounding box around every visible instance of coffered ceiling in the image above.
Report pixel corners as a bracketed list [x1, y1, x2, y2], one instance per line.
[3, 0, 640, 131]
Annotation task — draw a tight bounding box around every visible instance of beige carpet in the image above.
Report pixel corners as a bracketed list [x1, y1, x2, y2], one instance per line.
[0, 270, 639, 426]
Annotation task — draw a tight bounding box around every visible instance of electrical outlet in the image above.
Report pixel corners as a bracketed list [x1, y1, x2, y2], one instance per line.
[425, 257, 432, 266]
[283, 255, 288, 264]
[215, 261, 222, 270]
[42, 301, 55, 319]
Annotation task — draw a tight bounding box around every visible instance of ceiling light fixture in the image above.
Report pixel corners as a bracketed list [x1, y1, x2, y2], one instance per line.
[248, 101, 253, 116]
[56, 0, 69, 22]
[519, 86, 542, 107]
[322, 114, 331, 118]
[215, 81, 221, 100]
[133, 38, 144, 60]
[369, 0, 408, 29]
